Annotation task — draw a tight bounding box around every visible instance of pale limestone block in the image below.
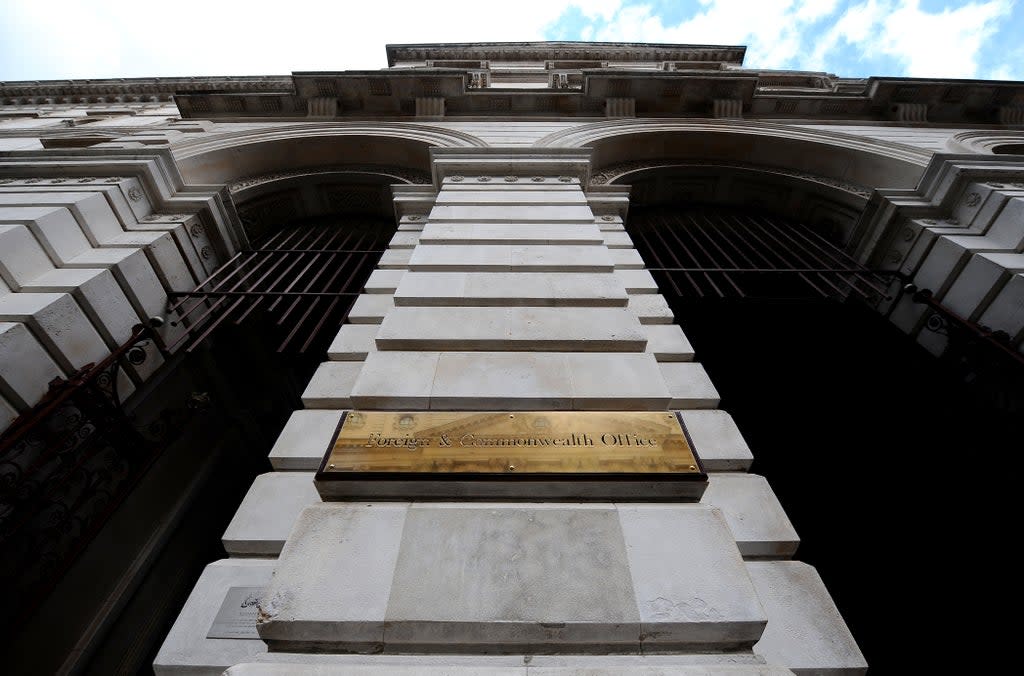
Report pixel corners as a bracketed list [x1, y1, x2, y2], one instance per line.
[914, 235, 1005, 299]
[152, 559, 272, 675]
[257, 504, 410, 650]
[0, 191, 123, 245]
[327, 324, 379, 361]
[347, 294, 394, 324]
[350, 351, 440, 409]
[660, 363, 720, 409]
[615, 269, 659, 294]
[644, 324, 695, 362]
[525, 653, 778, 669]
[430, 351, 573, 410]
[397, 221, 425, 232]
[377, 249, 412, 269]
[0, 205, 91, 265]
[617, 504, 767, 650]
[0, 292, 108, 374]
[0, 395, 15, 433]
[0, 321, 63, 409]
[678, 410, 754, 471]
[419, 223, 604, 245]
[383, 504, 640, 652]
[387, 232, 420, 249]
[986, 196, 1024, 249]
[943, 252, 1024, 320]
[610, 249, 646, 269]
[435, 189, 587, 205]
[628, 294, 674, 324]
[364, 269, 404, 294]
[979, 273, 1024, 342]
[567, 353, 671, 410]
[65, 247, 167, 319]
[301, 362, 362, 409]
[222, 472, 321, 556]
[603, 231, 634, 248]
[701, 474, 799, 559]
[749, 561, 867, 674]
[394, 272, 628, 307]
[104, 230, 198, 292]
[428, 205, 595, 223]
[409, 245, 613, 272]
[268, 410, 343, 471]
[375, 307, 647, 352]
[0, 224, 55, 288]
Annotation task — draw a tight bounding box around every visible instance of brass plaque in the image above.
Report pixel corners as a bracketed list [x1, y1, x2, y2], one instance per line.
[321, 411, 702, 476]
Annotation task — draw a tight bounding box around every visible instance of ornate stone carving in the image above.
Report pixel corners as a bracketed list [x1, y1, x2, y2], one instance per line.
[965, 192, 981, 207]
[477, 176, 491, 182]
[531, 176, 545, 182]
[127, 187, 144, 202]
[504, 176, 518, 182]
[450, 175, 464, 182]
[228, 165, 431, 194]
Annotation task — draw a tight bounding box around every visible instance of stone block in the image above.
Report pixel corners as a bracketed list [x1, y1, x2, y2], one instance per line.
[0, 191, 124, 245]
[268, 410, 343, 471]
[429, 351, 573, 410]
[387, 232, 420, 249]
[943, 252, 1024, 321]
[257, 503, 409, 650]
[987, 196, 1024, 250]
[0, 292, 108, 374]
[0, 205, 91, 265]
[257, 503, 767, 654]
[678, 410, 754, 471]
[0, 321, 63, 409]
[301, 362, 363, 409]
[615, 269, 659, 294]
[0, 395, 15, 432]
[393, 272, 628, 307]
[610, 249, 646, 270]
[327, 324, 378, 361]
[566, 353, 670, 410]
[428, 205, 595, 223]
[408, 245, 613, 272]
[628, 294, 674, 324]
[66, 247, 167, 319]
[0, 224, 56, 288]
[377, 249, 412, 269]
[350, 351, 440, 409]
[224, 661, 794, 675]
[603, 231, 634, 248]
[435, 189, 587, 205]
[749, 561, 867, 674]
[660, 363, 720, 409]
[419, 223, 604, 245]
[644, 325, 694, 362]
[375, 307, 647, 351]
[222, 473, 321, 556]
[618, 504, 767, 650]
[104, 230, 198, 292]
[153, 559, 272, 675]
[364, 269, 404, 294]
[979, 272, 1024, 342]
[348, 294, 394, 324]
[701, 474, 799, 559]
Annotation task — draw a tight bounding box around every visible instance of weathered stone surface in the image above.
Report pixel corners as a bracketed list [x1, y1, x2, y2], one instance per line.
[644, 324, 695, 361]
[350, 351, 440, 409]
[678, 410, 754, 471]
[419, 223, 604, 245]
[615, 269, 659, 293]
[979, 272, 1024, 342]
[628, 294, 674, 324]
[223, 473, 321, 556]
[348, 294, 394, 324]
[428, 351, 572, 410]
[153, 559, 273, 675]
[610, 249, 646, 269]
[257, 503, 767, 654]
[943, 251, 1024, 320]
[701, 474, 799, 559]
[393, 272, 628, 307]
[0, 205, 91, 265]
[408, 245, 613, 272]
[0, 223, 55, 287]
[618, 504, 767, 650]
[375, 307, 647, 351]
[0, 292, 108, 373]
[428, 205, 595, 223]
[301, 363, 363, 409]
[749, 561, 867, 674]
[364, 269, 404, 293]
[377, 249, 413, 269]
[65, 246, 167, 319]
[660, 363, 721, 408]
[328, 324, 379, 361]
[435, 189, 587, 205]
[566, 353, 670, 409]
[603, 231, 635, 248]
[268, 410, 343, 471]
[0, 321, 63, 409]
[387, 232, 420, 249]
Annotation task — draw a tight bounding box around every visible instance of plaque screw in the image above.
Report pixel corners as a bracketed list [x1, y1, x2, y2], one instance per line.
[689, 465, 696, 470]
[508, 465, 516, 471]
[509, 414, 514, 418]
[329, 464, 335, 469]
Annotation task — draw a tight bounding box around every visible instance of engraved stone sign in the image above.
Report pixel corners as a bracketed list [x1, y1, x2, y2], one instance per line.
[206, 586, 263, 640]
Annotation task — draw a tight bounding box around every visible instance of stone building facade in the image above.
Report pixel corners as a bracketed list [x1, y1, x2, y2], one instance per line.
[1, 42, 1023, 674]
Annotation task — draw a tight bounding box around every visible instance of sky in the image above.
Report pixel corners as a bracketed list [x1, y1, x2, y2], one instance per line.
[0, 0, 1021, 82]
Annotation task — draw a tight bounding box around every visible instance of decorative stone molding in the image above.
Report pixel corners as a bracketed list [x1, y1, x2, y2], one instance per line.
[888, 102, 928, 122]
[712, 98, 743, 118]
[999, 105, 1024, 126]
[227, 165, 431, 194]
[428, 147, 593, 188]
[415, 97, 445, 118]
[307, 97, 338, 118]
[605, 98, 636, 118]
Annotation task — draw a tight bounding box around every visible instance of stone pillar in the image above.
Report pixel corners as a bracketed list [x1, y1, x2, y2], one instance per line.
[155, 149, 866, 674]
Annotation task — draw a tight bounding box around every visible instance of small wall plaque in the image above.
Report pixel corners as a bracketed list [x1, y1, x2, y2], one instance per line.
[315, 411, 707, 501]
[206, 586, 263, 640]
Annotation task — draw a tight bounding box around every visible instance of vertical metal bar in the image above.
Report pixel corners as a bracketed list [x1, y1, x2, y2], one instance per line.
[683, 212, 745, 297]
